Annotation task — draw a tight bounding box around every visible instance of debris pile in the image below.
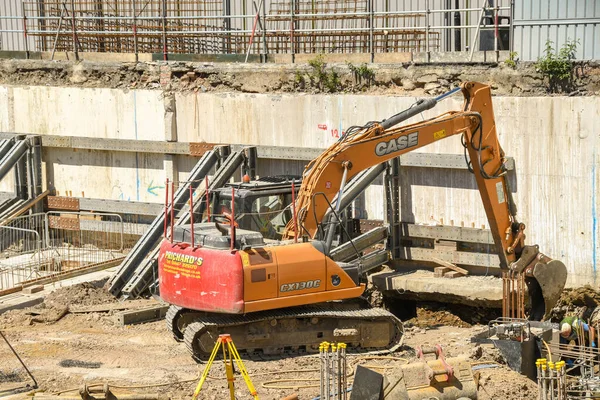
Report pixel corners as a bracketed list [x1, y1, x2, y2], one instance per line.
[406, 304, 472, 328]
[549, 285, 600, 322]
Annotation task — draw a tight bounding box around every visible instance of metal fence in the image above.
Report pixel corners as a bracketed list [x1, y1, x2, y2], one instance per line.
[0, 0, 513, 58]
[0, 211, 126, 291]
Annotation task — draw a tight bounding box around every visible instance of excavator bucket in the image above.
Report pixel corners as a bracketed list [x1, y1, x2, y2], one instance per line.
[526, 259, 568, 321]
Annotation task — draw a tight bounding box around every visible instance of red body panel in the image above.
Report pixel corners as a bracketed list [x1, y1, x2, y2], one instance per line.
[158, 241, 244, 314]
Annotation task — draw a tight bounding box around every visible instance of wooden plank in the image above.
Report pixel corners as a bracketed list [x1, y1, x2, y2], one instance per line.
[22, 285, 44, 294]
[432, 257, 469, 275]
[443, 271, 464, 279]
[116, 304, 169, 325]
[434, 267, 451, 277]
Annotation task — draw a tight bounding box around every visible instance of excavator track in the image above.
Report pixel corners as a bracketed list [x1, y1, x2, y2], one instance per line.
[166, 305, 205, 341]
[182, 303, 404, 361]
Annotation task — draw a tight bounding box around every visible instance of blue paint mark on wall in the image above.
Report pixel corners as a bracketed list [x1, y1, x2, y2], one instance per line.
[133, 91, 140, 201]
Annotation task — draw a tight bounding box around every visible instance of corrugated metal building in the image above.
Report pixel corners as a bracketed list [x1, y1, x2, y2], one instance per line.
[513, 0, 600, 61]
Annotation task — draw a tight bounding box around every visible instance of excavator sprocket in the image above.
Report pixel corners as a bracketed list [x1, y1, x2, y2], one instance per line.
[180, 303, 404, 361]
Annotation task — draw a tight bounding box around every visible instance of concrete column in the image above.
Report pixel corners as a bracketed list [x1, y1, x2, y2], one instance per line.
[164, 154, 178, 188]
[164, 93, 177, 142]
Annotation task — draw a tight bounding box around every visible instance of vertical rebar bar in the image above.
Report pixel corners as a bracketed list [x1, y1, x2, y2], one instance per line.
[368, 0, 374, 62]
[509, 0, 514, 54]
[290, 0, 295, 63]
[132, 0, 138, 62]
[425, 0, 430, 62]
[21, 2, 29, 59]
[320, 343, 325, 399]
[261, 0, 267, 62]
[493, 1, 499, 62]
[69, 0, 79, 60]
[162, 0, 168, 60]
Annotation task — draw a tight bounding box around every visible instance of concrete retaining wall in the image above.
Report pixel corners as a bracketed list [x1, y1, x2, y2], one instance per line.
[0, 84, 598, 285]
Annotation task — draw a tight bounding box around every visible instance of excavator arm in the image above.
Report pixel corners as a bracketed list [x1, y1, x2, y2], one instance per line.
[283, 81, 567, 320]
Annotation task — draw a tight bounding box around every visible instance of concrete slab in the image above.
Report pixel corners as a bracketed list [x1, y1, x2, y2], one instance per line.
[371, 269, 503, 308]
[0, 266, 118, 314]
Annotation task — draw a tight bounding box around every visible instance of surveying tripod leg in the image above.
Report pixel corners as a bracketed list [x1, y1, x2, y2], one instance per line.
[228, 341, 260, 399]
[192, 338, 222, 400]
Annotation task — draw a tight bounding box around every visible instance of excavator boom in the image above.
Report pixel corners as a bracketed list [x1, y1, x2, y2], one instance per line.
[283, 81, 566, 320]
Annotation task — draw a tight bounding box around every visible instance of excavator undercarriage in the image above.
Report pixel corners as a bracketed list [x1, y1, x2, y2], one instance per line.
[167, 301, 404, 360]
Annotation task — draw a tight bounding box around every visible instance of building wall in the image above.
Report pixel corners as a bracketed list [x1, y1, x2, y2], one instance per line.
[513, 0, 600, 61]
[0, 84, 597, 285]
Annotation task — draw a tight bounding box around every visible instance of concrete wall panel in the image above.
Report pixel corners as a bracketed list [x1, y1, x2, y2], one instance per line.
[11, 87, 164, 141]
[45, 148, 165, 202]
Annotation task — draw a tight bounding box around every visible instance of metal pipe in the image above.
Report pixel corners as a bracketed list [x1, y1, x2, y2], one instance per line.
[0, 140, 29, 184]
[230, 186, 235, 251]
[189, 185, 194, 246]
[468, 0, 487, 62]
[163, 178, 169, 238]
[454, 0, 461, 51]
[170, 181, 174, 243]
[205, 176, 210, 222]
[292, 180, 298, 243]
[325, 164, 350, 253]
[0, 330, 37, 388]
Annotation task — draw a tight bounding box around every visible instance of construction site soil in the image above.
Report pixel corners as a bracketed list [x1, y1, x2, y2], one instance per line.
[0, 59, 599, 96]
[3, 280, 580, 400]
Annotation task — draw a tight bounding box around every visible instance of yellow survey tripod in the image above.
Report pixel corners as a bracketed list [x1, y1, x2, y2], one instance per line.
[192, 334, 259, 400]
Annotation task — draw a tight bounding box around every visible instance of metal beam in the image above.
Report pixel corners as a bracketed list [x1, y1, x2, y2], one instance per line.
[397, 223, 495, 244]
[0, 132, 514, 168]
[331, 226, 389, 262]
[47, 196, 163, 215]
[395, 247, 500, 267]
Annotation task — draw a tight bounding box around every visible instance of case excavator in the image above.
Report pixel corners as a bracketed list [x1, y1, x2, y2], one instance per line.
[158, 82, 568, 360]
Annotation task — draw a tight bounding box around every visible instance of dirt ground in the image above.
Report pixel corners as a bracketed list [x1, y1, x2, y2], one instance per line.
[1, 281, 538, 400]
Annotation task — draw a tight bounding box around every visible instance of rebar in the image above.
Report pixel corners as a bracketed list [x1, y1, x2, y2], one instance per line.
[319, 341, 347, 400]
[16, 0, 458, 54]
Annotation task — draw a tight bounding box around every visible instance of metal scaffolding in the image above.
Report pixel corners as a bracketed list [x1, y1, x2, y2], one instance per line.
[15, 0, 509, 57]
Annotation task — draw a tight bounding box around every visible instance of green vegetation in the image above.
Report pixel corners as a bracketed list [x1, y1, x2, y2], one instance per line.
[535, 39, 579, 92]
[347, 62, 375, 87]
[504, 51, 518, 69]
[305, 54, 341, 92]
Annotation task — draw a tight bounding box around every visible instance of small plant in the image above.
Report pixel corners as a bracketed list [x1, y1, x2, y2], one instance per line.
[294, 70, 305, 89]
[504, 51, 518, 69]
[306, 54, 340, 92]
[535, 39, 579, 92]
[347, 62, 375, 87]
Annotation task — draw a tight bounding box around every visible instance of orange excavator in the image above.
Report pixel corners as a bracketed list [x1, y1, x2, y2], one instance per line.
[158, 82, 567, 360]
